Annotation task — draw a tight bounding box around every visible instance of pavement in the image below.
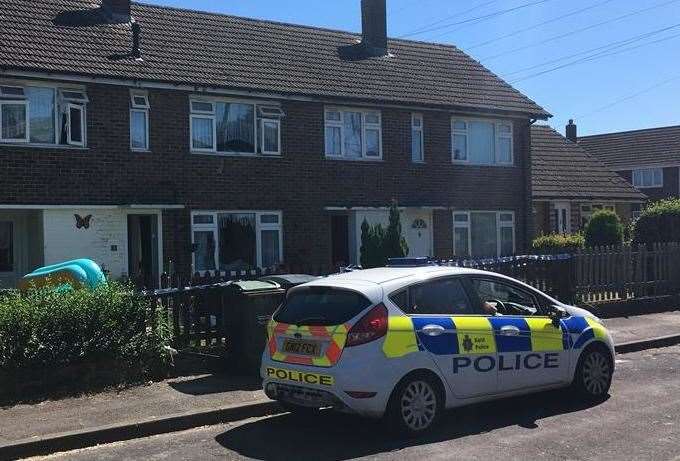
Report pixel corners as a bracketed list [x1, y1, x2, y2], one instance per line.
[29, 345, 680, 461]
[1, 311, 679, 460]
[0, 375, 263, 447]
[604, 311, 680, 344]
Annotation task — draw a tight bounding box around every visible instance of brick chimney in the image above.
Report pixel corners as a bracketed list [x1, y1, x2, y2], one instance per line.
[102, 0, 131, 22]
[360, 0, 388, 57]
[566, 119, 577, 142]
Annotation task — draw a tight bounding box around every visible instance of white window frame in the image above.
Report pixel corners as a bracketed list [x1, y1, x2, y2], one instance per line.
[190, 210, 283, 272]
[411, 113, 424, 163]
[130, 91, 150, 151]
[451, 118, 514, 166]
[452, 211, 516, 258]
[189, 97, 282, 156]
[632, 168, 663, 188]
[324, 107, 383, 160]
[66, 103, 86, 147]
[0, 100, 29, 143]
[0, 81, 88, 148]
[189, 100, 217, 152]
[260, 118, 281, 156]
[130, 108, 149, 151]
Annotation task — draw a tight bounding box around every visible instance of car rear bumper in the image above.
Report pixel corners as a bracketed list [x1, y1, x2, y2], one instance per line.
[260, 353, 390, 418]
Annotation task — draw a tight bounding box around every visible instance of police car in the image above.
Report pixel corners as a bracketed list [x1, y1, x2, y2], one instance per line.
[261, 264, 614, 435]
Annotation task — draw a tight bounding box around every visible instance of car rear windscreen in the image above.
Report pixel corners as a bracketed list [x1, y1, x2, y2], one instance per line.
[274, 287, 373, 326]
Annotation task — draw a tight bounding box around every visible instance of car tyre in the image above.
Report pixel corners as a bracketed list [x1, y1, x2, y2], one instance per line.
[571, 344, 613, 400]
[386, 374, 443, 437]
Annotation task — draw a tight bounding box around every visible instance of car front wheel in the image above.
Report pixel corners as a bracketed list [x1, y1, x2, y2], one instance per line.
[387, 375, 442, 436]
[572, 345, 613, 399]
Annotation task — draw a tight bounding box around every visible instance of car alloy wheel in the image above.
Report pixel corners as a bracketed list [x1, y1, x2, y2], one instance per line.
[581, 350, 611, 396]
[400, 380, 438, 432]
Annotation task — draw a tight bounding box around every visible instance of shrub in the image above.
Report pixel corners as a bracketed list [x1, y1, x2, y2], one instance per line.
[359, 202, 410, 268]
[532, 233, 585, 254]
[383, 201, 409, 260]
[360, 219, 384, 268]
[632, 199, 680, 246]
[584, 210, 624, 247]
[0, 283, 171, 375]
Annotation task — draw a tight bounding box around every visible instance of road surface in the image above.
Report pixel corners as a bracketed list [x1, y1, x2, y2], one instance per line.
[36, 345, 680, 461]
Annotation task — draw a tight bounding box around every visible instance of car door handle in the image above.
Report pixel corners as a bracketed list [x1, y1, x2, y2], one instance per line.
[499, 325, 521, 336]
[420, 324, 446, 337]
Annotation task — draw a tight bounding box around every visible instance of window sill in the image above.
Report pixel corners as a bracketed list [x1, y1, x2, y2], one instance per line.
[190, 150, 282, 158]
[325, 156, 384, 163]
[412, 160, 426, 165]
[131, 149, 153, 154]
[0, 142, 89, 151]
[634, 185, 663, 189]
[451, 161, 516, 168]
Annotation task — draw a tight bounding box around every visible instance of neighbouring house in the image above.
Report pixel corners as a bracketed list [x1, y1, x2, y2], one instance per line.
[579, 124, 680, 219]
[531, 124, 646, 236]
[0, 0, 550, 288]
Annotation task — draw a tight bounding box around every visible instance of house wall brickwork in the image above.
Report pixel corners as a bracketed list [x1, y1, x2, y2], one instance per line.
[0, 79, 534, 276]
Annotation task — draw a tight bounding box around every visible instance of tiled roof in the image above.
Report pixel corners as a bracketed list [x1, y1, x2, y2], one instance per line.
[579, 125, 680, 170]
[531, 125, 645, 201]
[0, 0, 550, 117]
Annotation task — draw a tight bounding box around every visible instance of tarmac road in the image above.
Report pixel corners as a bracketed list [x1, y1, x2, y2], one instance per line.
[36, 345, 680, 461]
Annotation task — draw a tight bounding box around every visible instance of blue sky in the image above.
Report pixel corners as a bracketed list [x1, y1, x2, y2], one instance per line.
[142, 0, 680, 136]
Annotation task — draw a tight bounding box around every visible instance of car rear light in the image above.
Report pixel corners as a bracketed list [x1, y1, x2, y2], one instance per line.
[346, 303, 388, 347]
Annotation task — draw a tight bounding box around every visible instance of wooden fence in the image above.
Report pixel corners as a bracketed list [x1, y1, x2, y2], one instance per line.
[573, 243, 680, 303]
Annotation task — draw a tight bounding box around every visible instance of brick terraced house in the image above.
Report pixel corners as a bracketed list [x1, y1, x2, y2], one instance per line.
[579, 124, 680, 219]
[0, 0, 551, 288]
[532, 124, 646, 235]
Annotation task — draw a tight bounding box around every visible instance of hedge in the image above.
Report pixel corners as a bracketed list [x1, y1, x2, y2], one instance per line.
[0, 283, 171, 375]
[632, 199, 680, 246]
[584, 210, 624, 247]
[532, 233, 585, 254]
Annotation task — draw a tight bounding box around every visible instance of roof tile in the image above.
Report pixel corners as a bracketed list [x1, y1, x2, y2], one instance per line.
[0, 0, 550, 117]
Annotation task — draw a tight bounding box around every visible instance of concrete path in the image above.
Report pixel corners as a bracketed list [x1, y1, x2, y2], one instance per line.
[604, 311, 680, 345]
[0, 374, 262, 445]
[34, 346, 680, 461]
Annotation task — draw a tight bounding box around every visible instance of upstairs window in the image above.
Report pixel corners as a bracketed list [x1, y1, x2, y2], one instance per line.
[0, 82, 88, 147]
[130, 91, 150, 151]
[632, 168, 663, 188]
[411, 113, 424, 162]
[452, 119, 513, 166]
[325, 107, 382, 159]
[190, 98, 283, 156]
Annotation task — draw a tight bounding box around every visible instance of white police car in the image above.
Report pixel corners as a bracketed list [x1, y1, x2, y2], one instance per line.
[261, 265, 615, 435]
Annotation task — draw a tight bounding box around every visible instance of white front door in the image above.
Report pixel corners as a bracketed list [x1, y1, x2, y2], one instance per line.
[405, 211, 432, 257]
[553, 202, 571, 234]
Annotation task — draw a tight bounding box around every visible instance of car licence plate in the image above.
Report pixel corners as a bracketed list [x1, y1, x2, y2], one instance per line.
[283, 339, 321, 356]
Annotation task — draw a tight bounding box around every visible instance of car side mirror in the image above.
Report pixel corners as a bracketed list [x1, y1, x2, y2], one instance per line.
[549, 306, 567, 327]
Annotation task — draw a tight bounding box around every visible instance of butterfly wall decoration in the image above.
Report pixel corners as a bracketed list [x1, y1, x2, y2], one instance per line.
[74, 214, 93, 230]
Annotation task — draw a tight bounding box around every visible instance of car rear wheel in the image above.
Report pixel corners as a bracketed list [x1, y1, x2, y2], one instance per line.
[572, 345, 613, 399]
[387, 375, 442, 436]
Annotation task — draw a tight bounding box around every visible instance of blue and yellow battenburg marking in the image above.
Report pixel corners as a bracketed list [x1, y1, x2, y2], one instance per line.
[382, 314, 603, 358]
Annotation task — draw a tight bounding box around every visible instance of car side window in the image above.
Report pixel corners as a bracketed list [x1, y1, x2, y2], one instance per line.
[470, 278, 538, 316]
[406, 278, 474, 315]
